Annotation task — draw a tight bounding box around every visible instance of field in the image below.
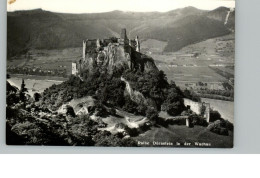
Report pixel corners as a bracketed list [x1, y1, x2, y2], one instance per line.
[8, 48, 82, 76]
[7, 33, 234, 85]
[141, 34, 235, 84]
[135, 125, 233, 148]
[161, 66, 226, 82]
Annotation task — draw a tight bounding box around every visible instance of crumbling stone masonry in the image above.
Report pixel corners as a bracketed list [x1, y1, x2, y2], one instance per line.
[72, 28, 148, 76]
[184, 98, 211, 123]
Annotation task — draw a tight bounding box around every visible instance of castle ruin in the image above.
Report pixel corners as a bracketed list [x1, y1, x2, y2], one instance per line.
[72, 28, 157, 76]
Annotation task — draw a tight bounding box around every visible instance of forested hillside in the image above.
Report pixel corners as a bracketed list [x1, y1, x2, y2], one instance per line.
[7, 7, 235, 58]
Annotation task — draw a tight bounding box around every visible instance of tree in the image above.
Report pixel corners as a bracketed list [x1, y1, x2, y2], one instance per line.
[137, 104, 147, 116]
[7, 74, 10, 79]
[66, 105, 76, 117]
[200, 104, 206, 116]
[109, 37, 118, 43]
[161, 88, 185, 116]
[163, 101, 184, 116]
[146, 107, 159, 121]
[122, 96, 138, 114]
[7, 94, 20, 106]
[19, 79, 28, 108]
[210, 110, 222, 122]
[33, 92, 41, 102]
[183, 89, 201, 102]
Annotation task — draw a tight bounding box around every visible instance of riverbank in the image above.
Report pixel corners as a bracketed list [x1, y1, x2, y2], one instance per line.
[8, 75, 65, 96]
[9, 74, 68, 81]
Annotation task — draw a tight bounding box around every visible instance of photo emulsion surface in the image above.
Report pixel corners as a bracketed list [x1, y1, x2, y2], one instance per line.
[6, 0, 235, 148]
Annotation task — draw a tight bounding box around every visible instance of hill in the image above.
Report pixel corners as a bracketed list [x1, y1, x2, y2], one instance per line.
[7, 7, 235, 58]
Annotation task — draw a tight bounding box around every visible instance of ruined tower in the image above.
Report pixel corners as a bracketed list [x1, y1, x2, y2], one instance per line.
[129, 39, 132, 46]
[135, 36, 140, 52]
[96, 39, 101, 48]
[83, 40, 87, 60]
[120, 28, 127, 40]
[203, 103, 211, 123]
[119, 28, 128, 45]
[72, 62, 78, 75]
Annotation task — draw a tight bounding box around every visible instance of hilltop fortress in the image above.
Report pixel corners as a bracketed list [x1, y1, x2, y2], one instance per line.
[72, 28, 158, 75]
[71, 28, 212, 123]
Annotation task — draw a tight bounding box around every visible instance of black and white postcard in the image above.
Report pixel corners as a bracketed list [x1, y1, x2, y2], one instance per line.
[6, 0, 235, 148]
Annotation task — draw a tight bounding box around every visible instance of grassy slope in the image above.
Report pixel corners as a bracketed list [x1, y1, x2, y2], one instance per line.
[135, 125, 233, 148]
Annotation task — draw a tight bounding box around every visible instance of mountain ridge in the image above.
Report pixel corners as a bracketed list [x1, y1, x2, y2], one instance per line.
[7, 6, 235, 58]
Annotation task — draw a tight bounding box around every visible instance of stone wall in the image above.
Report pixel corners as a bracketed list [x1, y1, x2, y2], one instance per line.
[72, 62, 78, 75]
[203, 103, 210, 122]
[184, 98, 202, 115]
[184, 98, 211, 122]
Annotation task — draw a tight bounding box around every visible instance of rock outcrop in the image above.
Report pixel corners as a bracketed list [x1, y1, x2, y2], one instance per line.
[121, 77, 147, 105]
[121, 77, 157, 108]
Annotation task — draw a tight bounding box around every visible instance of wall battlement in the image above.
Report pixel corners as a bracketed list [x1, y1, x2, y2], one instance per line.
[82, 28, 140, 61]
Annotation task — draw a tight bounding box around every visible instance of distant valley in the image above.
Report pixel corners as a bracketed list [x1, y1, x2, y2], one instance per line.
[7, 6, 235, 102]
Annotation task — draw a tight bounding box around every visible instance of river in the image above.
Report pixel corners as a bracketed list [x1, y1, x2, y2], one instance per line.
[7, 75, 64, 96]
[201, 98, 234, 123]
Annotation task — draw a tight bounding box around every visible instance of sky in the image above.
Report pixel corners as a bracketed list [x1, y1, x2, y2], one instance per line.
[7, 0, 235, 13]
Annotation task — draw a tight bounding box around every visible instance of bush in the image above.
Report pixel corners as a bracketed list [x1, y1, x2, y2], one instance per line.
[183, 89, 201, 102]
[107, 108, 116, 116]
[95, 104, 109, 117]
[166, 117, 186, 126]
[122, 96, 139, 114]
[218, 119, 234, 131]
[139, 121, 152, 132]
[189, 115, 208, 127]
[145, 107, 159, 121]
[95, 117, 108, 128]
[124, 126, 140, 137]
[207, 120, 233, 136]
[136, 105, 147, 116]
[93, 131, 137, 147]
[7, 93, 20, 106]
[121, 138, 138, 147]
[66, 105, 76, 117]
[33, 93, 41, 102]
[161, 88, 185, 116]
[210, 110, 222, 122]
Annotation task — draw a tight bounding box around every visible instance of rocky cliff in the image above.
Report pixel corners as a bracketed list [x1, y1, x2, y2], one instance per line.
[121, 77, 157, 108]
[80, 44, 158, 75]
